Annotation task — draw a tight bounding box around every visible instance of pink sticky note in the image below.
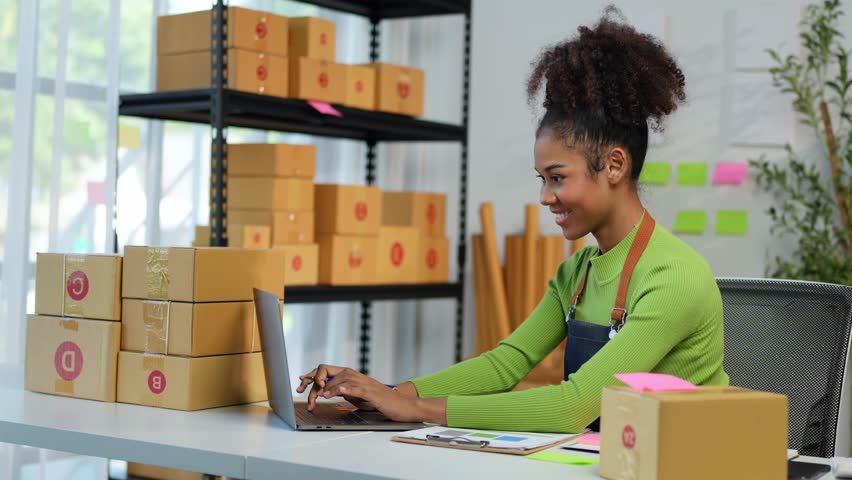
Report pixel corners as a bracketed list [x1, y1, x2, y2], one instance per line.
[576, 433, 601, 445]
[712, 162, 748, 185]
[614, 373, 699, 392]
[307, 100, 342, 117]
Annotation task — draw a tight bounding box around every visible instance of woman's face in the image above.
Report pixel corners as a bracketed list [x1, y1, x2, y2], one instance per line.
[534, 130, 613, 241]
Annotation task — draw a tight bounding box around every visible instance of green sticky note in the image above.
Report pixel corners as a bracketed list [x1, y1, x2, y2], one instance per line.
[527, 451, 599, 466]
[673, 211, 707, 234]
[470, 433, 500, 439]
[639, 162, 672, 185]
[677, 163, 707, 186]
[715, 210, 748, 235]
[64, 119, 91, 147]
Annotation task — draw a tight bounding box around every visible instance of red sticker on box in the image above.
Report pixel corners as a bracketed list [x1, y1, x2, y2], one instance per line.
[292, 255, 303, 272]
[355, 80, 363, 93]
[426, 248, 438, 270]
[348, 250, 363, 268]
[148, 370, 166, 395]
[255, 22, 267, 39]
[256, 65, 268, 81]
[426, 203, 437, 225]
[390, 242, 404, 267]
[320, 32, 327, 45]
[66, 271, 89, 301]
[318, 72, 329, 88]
[397, 81, 410, 99]
[54, 341, 83, 381]
[622, 425, 636, 449]
[253, 232, 262, 244]
[354, 202, 368, 221]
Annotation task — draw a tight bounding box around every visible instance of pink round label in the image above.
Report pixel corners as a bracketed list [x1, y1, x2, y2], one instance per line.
[354, 202, 368, 221]
[292, 255, 303, 272]
[66, 271, 89, 301]
[355, 80, 363, 93]
[148, 370, 166, 395]
[255, 22, 267, 39]
[426, 203, 437, 225]
[390, 242, 404, 267]
[54, 341, 83, 381]
[426, 248, 438, 270]
[318, 72, 329, 88]
[256, 65, 268, 81]
[622, 425, 637, 449]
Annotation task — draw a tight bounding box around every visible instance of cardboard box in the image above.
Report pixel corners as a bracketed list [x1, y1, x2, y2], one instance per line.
[228, 177, 314, 211]
[417, 236, 450, 283]
[315, 184, 382, 235]
[288, 16, 335, 61]
[600, 386, 788, 480]
[25, 315, 121, 402]
[35, 253, 122, 321]
[157, 6, 288, 56]
[117, 351, 267, 411]
[127, 463, 218, 480]
[194, 224, 271, 249]
[317, 235, 377, 285]
[275, 244, 319, 286]
[229, 210, 315, 245]
[382, 191, 447, 237]
[122, 246, 284, 302]
[229, 144, 316, 178]
[289, 57, 345, 104]
[157, 49, 287, 96]
[121, 299, 262, 357]
[371, 63, 424, 116]
[343, 64, 376, 110]
[376, 227, 419, 284]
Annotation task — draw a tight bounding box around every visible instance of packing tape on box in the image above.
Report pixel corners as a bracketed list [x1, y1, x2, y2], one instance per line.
[54, 379, 74, 395]
[62, 254, 86, 317]
[142, 353, 166, 371]
[145, 247, 170, 299]
[143, 300, 171, 355]
[59, 318, 79, 331]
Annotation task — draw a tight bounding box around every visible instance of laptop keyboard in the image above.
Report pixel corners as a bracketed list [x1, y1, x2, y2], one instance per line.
[295, 404, 368, 426]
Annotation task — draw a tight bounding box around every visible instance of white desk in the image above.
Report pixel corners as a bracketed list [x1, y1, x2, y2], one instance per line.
[0, 387, 837, 479]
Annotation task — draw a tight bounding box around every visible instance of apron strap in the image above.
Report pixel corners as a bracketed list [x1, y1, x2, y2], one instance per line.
[610, 214, 656, 326]
[570, 261, 593, 307]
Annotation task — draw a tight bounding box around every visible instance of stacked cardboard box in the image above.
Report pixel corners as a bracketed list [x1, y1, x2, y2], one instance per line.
[116, 246, 281, 410]
[382, 191, 450, 283]
[156, 7, 289, 96]
[369, 63, 425, 116]
[193, 224, 271, 249]
[27, 254, 123, 402]
[228, 143, 319, 286]
[315, 184, 382, 285]
[288, 17, 345, 104]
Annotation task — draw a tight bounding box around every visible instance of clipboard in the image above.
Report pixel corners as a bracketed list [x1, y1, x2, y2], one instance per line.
[391, 427, 584, 456]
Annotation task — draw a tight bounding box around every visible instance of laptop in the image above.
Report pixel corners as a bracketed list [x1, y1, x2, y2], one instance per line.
[253, 288, 426, 431]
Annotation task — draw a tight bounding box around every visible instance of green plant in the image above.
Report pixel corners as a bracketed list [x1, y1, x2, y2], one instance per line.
[750, 0, 852, 285]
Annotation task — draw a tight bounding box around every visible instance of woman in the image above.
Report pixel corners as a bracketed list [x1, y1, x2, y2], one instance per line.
[297, 8, 728, 433]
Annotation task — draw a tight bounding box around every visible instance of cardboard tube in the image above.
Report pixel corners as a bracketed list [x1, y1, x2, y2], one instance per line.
[523, 205, 538, 319]
[472, 235, 488, 355]
[479, 203, 511, 341]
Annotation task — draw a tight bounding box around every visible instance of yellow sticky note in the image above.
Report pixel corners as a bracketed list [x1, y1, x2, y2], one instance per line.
[639, 162, 671, 185]
[528, 451, 599, 466]
[119, 123, 141, 150]
[715, 210, 748, 235]
[673, 211, 707, 234]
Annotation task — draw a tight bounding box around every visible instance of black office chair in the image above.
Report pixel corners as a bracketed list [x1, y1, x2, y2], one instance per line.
[718, 277, 852, 457]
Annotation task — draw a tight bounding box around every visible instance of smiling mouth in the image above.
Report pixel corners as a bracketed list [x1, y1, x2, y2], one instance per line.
[553, 210, 573, 225]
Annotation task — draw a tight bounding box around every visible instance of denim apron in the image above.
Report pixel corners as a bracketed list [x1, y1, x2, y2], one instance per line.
[563, 213, 656, 431]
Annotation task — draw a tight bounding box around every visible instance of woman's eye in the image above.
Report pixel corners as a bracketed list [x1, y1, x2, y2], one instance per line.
[550, 175, 563, 184]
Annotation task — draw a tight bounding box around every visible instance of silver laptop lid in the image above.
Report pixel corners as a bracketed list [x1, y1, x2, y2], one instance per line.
[253, 288, 297, 429]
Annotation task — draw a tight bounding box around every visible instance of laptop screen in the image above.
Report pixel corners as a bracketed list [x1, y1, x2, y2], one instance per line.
[253, 288, 297, 429]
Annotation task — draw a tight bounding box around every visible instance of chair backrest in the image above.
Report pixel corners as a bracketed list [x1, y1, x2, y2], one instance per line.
[718, 277, 852, 457]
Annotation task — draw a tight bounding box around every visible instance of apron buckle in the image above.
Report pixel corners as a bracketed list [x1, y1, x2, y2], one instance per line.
[610, 308, 627, 330]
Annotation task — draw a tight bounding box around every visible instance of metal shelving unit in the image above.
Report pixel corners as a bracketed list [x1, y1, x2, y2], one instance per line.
[117, 0, 472, 373]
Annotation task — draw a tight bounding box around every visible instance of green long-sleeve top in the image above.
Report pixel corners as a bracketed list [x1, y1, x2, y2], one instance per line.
[410, 220, 729, 433]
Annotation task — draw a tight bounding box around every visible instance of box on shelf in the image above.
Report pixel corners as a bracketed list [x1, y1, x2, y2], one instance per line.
[228, 177, 314, 211]
[116, 351, 266, 411]
[157, 49, 287, 96]
[343, 64, 375, 110]
[193, 224, 271, 249]
[288, 16, 335, 61]
[600, 386, 788, 480]
[382, 191, 446, 238]
[122, 246, 284, 302]
[127, 463, 218, 480]
[376, 227, 419, 284]
[25, 315, 121, 402]
[229, 210, 315, 245]
[289, 57, 345, 104]
[314, 184, 381, 236]
[371, 63, 424, 116]
[228, 144, 316, 178]
[417, 236, 450, 283]
[35, 253, 122, 321]
[317, 235, 377, 285]
[121, 299, 262, 357]
[157, 6, 289, 57]
[275, 244, 319, 286]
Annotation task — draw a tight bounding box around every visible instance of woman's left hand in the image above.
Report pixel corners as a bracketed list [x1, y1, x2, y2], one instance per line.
[319, 368, 424, 423]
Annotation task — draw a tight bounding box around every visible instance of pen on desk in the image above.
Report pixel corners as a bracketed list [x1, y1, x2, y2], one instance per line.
[303, 375, 396, 389]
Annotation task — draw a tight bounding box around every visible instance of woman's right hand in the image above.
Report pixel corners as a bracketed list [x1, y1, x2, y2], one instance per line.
[297, 364, 377, 412]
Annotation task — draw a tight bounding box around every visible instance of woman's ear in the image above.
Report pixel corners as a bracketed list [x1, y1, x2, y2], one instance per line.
[604, 147, 630, 185]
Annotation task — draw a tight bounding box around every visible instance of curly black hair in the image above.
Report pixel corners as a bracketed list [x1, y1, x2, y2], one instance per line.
[527, 6, 686, 180]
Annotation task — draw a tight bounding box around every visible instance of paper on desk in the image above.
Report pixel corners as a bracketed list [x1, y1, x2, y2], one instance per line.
[528, 451, 599, 466]
[575, 433, 600, 445]
[396, 425, 580, 451]
[615, 373, 699, 392]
